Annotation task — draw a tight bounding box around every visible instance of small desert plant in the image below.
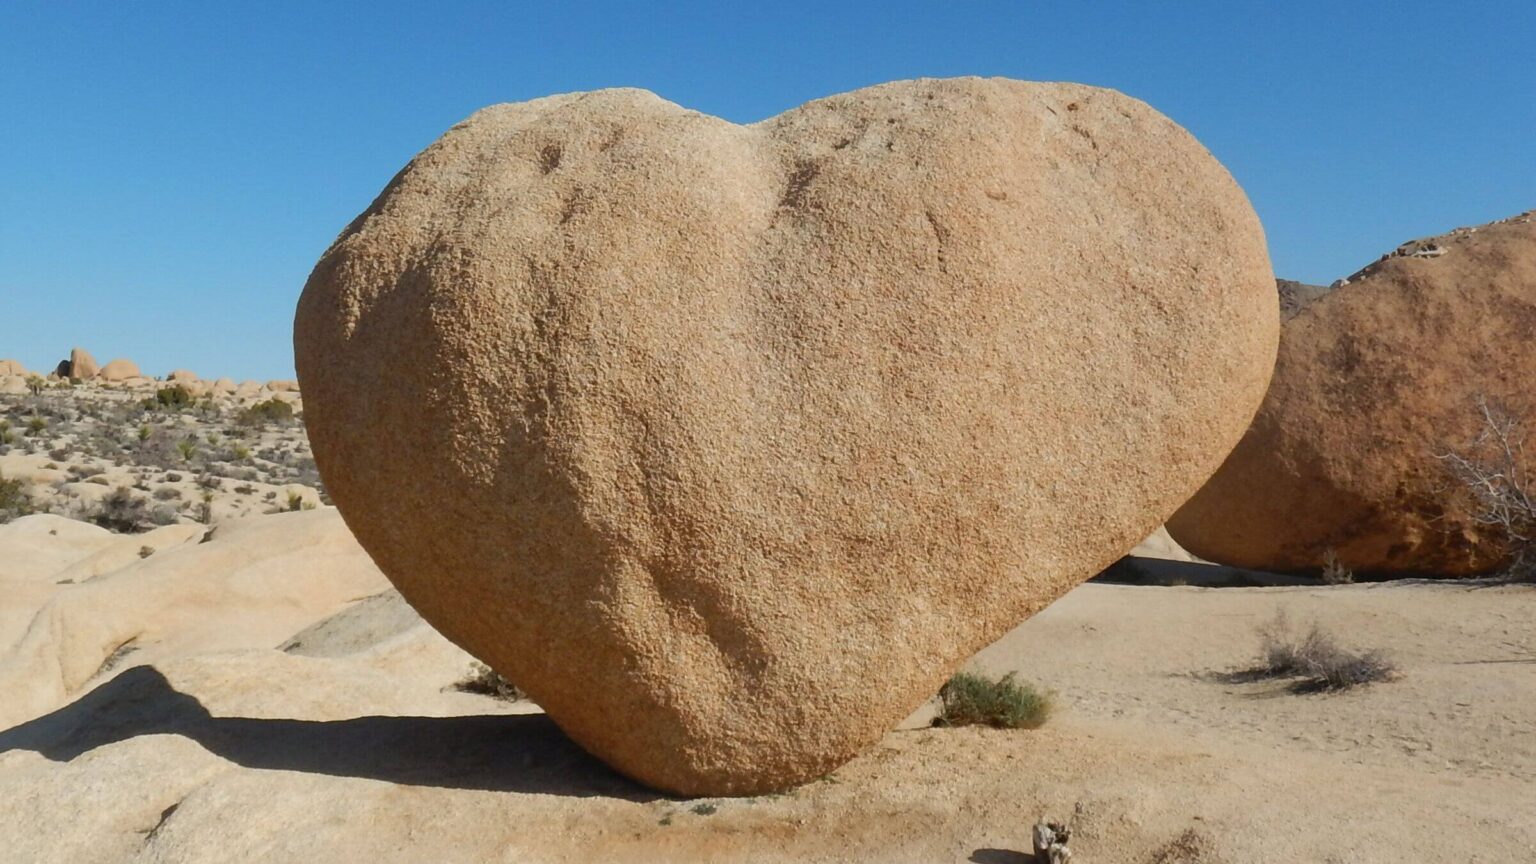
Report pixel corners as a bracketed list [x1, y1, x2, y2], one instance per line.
[137, 424, 151, 442]
[89, 486, 148, 533]
[24, 374, 45, 395]
[1438, 397, 1535, 581]
[138, 545, 155, 559]
[175, 438, 197, 462]
[153, 486, 181, 501]
[1319, 548, 1354, 584]
[231, 445, 251, 462]
[145, 385, 194, 411]
[26, 416, 47, 435]
[1248, 612, 1395, 691]
[0, 470, 33, 523]
[934, 671, 1053, 729]
[453, 661, 525, 701]
[286, 491, 305, 512]
[198, 489, 214, 524]
[237, 398, 295, 427]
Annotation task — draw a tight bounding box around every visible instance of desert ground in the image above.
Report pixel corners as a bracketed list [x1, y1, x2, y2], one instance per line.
[1, 374, 1533, 863]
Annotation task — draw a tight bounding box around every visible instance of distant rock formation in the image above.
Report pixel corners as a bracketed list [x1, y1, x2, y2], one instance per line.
[1170, 210, 1536, 576]
[1275, 278, 1331, 320]
[296, 79, 1278, 794]
[67, 348, 100, 380]
[97, 359, 141, 382]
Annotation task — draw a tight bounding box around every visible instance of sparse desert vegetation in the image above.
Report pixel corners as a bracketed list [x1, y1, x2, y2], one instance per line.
[1233, 611, 1396, 692]
[934, 670, 1053, 729]
[0, 372, 319, 530]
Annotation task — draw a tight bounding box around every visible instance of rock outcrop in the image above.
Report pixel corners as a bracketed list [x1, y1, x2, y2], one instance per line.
[295, 78, 1277, 795]
[97, 358, 141, 382]
[1169, 211, 1536, 576]
[66, 348, 99, 380]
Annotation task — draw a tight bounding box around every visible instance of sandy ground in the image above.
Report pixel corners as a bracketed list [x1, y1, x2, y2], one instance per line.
[0, 507, 1532, 863]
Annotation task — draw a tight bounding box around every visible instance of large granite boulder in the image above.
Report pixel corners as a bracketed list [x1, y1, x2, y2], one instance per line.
[97, 359, 141, 382]
[1170, 211, 1536, 576]
[295, 78, 1277, 795]
[66, 348, 99, 380]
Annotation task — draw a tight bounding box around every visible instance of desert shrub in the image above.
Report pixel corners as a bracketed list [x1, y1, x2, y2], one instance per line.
[144, 385, 195, 411]
[26, 416, 46, 435]
[68, 464, 106, 481]
[149, 504, 180, 526]
[237, 398, 294, 427]
[138, 545, 155, 559]
[934, 671, 1053, 729]
[453, 661, 525, 701]
[137, 424, 151, 442]
[24, 375, 46, 395]
[153, 486, 181, 501]
[88, 486, 149, 533]
[0, 470, 33, 523]
[1438, 397, 1535, 581]
[1249, 612, 1395, 691]
[233, 484, 255, 495]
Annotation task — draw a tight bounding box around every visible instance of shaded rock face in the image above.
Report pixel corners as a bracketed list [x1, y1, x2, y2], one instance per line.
[295, 78, 1276, 795]
[1170, 211, 1536, 577]
[1275, 279, 1331, 321]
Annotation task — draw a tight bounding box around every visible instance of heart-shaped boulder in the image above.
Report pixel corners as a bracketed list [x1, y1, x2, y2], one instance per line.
[295, 77, 1276, 795]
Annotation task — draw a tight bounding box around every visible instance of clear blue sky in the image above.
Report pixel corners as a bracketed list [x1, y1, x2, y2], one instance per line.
[3, 2, 1532, 381]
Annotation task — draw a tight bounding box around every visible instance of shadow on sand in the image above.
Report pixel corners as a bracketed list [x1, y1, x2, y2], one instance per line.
[0, 665, 657, 801]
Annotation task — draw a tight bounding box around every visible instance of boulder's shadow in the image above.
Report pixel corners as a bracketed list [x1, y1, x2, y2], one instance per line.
[0, 665, 656, 801]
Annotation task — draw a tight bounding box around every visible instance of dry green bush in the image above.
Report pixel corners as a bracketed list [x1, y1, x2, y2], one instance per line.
[934, 671, 1053, 729]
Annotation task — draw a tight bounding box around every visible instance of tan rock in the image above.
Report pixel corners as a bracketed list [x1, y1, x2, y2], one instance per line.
[96, 359, 141, 382]
[1169, 211, 1536, 576]
[265, 379, 299, 392]
[210, 377, 237, 395]
[234, 380, 264, 398]
[67, 348, 99, 380]
[294, 78, 1277, 795]
[0, 360, 29, 377]
[0, 375, 26, 395]
[166, 369, 198, 383]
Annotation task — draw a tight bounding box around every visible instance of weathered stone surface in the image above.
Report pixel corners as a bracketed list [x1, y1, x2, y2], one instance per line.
[97, 359, 141, 382]
[295, 78, 1276, 795]
[67, 348, 99, 380]
[1169, 211, 1536, 576]
[167, 369, 198, 383]
[0, 360, 29, 377]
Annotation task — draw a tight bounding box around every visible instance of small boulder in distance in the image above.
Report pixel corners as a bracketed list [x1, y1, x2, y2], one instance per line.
[98, 358, 142, 382]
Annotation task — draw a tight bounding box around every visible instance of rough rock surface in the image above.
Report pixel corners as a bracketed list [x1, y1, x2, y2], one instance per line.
[0, 360, 29, 377]
[1169, 211, 1536, 576]
[67, 348, 99, 380]
[1275, 279, 1331, 320]
[294, 77, 1277, 795]
[97, 359, 141, 382]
